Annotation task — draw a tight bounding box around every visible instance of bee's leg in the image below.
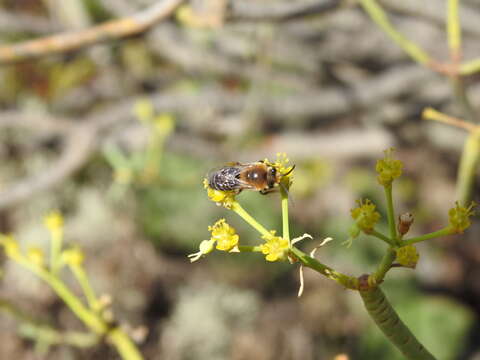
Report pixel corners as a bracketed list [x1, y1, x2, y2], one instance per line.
[260, 188, 278, 195]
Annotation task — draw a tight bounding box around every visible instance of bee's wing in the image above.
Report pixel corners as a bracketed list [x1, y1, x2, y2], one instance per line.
[207, 163, 257, 191]
[225, 161, 242, 167]
[207, 162, 250, 177]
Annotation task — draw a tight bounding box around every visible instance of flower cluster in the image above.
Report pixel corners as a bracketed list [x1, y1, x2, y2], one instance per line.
[44, 211, 64, 237]
[448, 201, 476, 234]
[396, 245, 419, 268]
[265, 152, 295, 189]
[0, 234, 21, 261]
[62, 246, 85, 266]
[376, 148, 403, 187]
[188, 219, 240, 262]
[203, 178, 237, 208]
[351, 199, 381, 234]
[260, 231, 289, 262]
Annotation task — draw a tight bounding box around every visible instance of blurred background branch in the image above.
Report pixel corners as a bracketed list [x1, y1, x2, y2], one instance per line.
[0, 0, 480, 359]
[0, 0, 183, 64]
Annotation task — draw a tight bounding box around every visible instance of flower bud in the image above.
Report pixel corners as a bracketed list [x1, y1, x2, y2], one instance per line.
[350, 199, 381, 234]
[448, 201, 476, 234]
[396, 245, 419, 268]
[260, 231, 289, 262]
[376, 148, 403, 186]
[397, 212, 414, 235]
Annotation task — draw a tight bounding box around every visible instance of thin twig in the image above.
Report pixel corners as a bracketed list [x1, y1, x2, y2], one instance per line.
[422, 107, 476, 132]
[0, 0, 184, 64]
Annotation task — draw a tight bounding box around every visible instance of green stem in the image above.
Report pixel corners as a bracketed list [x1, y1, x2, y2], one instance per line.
[359, 0, 431, 65]
[238, 245, 263, 252]
[402, 227, 452, 246]
[370, 230, 395, 246]
[447, 0, 461, 60]
[384, 185, 398, 244]
[290, 247, 358, 289]
[231, 201, 273, 239]
[50, 230, 63, 275]
[108, 327, 143, 360]
[1, 297, 99, 348]
[359, 286, 436, 359]
[280, 183, 290, 242]
[36, 268, 107, 334]
[372, 247, 396, 284]
[14, 260, 143, 360]
[70, 265, 99, 311]
[460, 59, 480, 75]
[456, 129, 480, 204]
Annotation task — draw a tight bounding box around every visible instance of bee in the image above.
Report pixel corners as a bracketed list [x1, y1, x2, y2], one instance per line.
[208, 161, 294, 194]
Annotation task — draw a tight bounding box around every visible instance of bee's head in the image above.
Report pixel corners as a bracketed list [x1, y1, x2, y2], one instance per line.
[266, 165, 279, 188]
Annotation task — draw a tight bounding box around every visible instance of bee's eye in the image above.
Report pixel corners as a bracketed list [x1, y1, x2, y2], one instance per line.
[270, 168, 276, 176]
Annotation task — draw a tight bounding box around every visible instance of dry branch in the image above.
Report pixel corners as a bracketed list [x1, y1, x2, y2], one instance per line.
[0, 0, 184, 64]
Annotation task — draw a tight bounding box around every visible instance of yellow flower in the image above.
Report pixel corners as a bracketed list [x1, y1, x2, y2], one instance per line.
[27, 247, 45, 267]
[351, 199, 380, 234]
[188, 219, 240, 262]
[62, 247, 85, 266]
[271, 153, 294, 176]
[203, 178, 236, 208]
[209, 219, 239, 251]
[44, 211, 64, 232]
[376, 148, 403, 186]
[133, 98, 155, 123]
[265, 153, 295, 188]
[153, 114, 175, 136]
[0, 234, 21, 260]
[260, 232, 289, 262]
[113, 167, 134, 185]
[448, 201, 476, 234]
[396, 245, 419, 268]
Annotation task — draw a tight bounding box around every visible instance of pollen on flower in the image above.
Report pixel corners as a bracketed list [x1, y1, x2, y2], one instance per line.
[273, 152, 293, 175]
[376, 148, 403, 186]
[264, 152, 295, 189]
[448, 201, 476, 234]
[203, 178, 236, 208]
[351, 199, 380, 233]
[44, 211, 64, 232]
[209, 219, 239, 251]
[260, 232, 289, 262]
[396, 245, 419, 268]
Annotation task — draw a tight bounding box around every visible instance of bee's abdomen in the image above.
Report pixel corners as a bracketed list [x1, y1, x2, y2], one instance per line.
[209, 167, 241, 191]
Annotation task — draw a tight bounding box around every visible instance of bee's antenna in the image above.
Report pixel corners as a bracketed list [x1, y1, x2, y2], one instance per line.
[282, 164, 295, 177]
